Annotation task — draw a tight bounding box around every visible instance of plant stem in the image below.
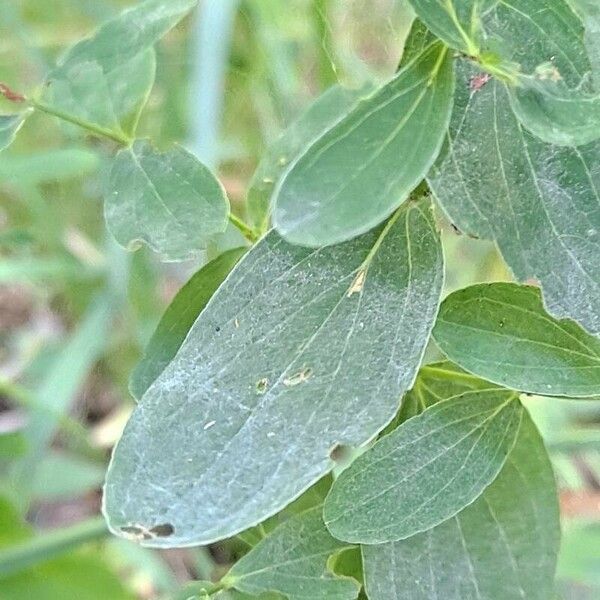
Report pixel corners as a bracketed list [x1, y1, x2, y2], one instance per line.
[0, 516, 108, 577]
[30, 99, 131, 146]
[229, 212, 259, 243]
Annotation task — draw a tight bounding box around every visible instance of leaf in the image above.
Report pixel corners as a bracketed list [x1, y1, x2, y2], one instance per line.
[130, 248, 247, 399]
[0, 498, 132, 600]
[103, 197, 444, 547]
[104, 140, 230, 261]
[0, 111, 30, 152]
[0, 148, 99, 183]
[407, 1, 590, 85]
[428, 59, 600, 336]
[509, 77, 600, 146]
[323, 389, 522, 544]
[433, 283, 600, 398]
[225, 507, 359, 600]
[573, 0, 600, 89]
[482, 0, 591, 85]
[381, 360, 501, 434]
[247, 82, 375, 233]
[271, 42, 454, 247]
[31, 452, 104, 502]
[12, 296, 114, 503]
[405, 0, 493, 56]
[40, 0, 197, 138]
[362, 411, 560, 600]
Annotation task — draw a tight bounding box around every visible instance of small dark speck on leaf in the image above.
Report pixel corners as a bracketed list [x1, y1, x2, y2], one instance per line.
[329, 444, 352, 463]
[120, 525, 143, 535]
[256, 378, 268, 394]
[215, 326, 221, 332]
[150, 523, 175, 537]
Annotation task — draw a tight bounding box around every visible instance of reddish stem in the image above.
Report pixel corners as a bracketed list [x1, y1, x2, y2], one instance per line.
[0, 83, 25, 103]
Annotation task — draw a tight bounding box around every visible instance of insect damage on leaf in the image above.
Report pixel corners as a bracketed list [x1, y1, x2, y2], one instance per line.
[283, 368, 313, 387]
[120, 522, 175, 541]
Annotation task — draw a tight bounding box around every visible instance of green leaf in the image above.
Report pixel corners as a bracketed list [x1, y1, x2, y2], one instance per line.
[428, 59, 600, 335]
[31, 452, 104, 502]
[433, 283, 600, 398]
[0, 111, 30, 152]
[130, 248, 246, 399]
[0, 432, 26, 461]
[0, 498, 131, 600]
[104, 198, 444, 547]
[573, 0, 600, 89]
[225, 507, 359, 600]
[0, 148, 99, 183]
[247, 82, 375, 233]
[407, 1, 590, 84]
[104, 140, 230, 261]
[381, 360, 501, 435]
[405, 1, 492, 56]
[362, 411, 560, 600]
[482, 0, 591, 84]
[40, 0, 197, 138]
[11, 296, 114, 503]
[272, 42, 454, 247]
[509, 77, 600, 146]
[323, 389, 522, 544]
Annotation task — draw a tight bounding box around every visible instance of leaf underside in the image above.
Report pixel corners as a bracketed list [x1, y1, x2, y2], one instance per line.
[428, 59, 600, 336]
[129, 247, 246, 399]
[103, 198, 443, 547]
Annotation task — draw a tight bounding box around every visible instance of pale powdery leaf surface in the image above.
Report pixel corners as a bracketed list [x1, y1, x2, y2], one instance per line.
[428, 60, 600, 335]
[103, 198, 443, 546]
[226, 507, 359, 600]
[362, 412, 560, 600]
[324, 388, 522, 544]
[130, 248, 246, 399]
[105, 140, 229, 261]
[433, 283, 600, 398]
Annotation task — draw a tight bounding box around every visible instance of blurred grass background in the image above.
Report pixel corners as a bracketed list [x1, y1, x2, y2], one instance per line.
[0, 1, 598, 598]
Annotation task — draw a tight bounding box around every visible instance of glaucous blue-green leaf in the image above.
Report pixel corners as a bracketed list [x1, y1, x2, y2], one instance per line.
[130, 248, 246, 399]
[482, 0, 591, 84]
[433, 283, 600, 398]
[103, 197, 444, 547]
[272, 42, 454, 247]
[382, 360, 501, 432]
[407, 1, 587, 80]
[224, 507, 359, 600]
[572, 0, 600, 88]
[323, 388, 523, 544]
[362, 411, 560, 600]
[404, 1, 493, 56]
[40, 0, 197, 138]
[428, 59, 600, 336]
[0, 112, 30, 152]
[247, 82, 375, 233]
[105, 140, 229, 261]
[509, 77, 600, 146]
